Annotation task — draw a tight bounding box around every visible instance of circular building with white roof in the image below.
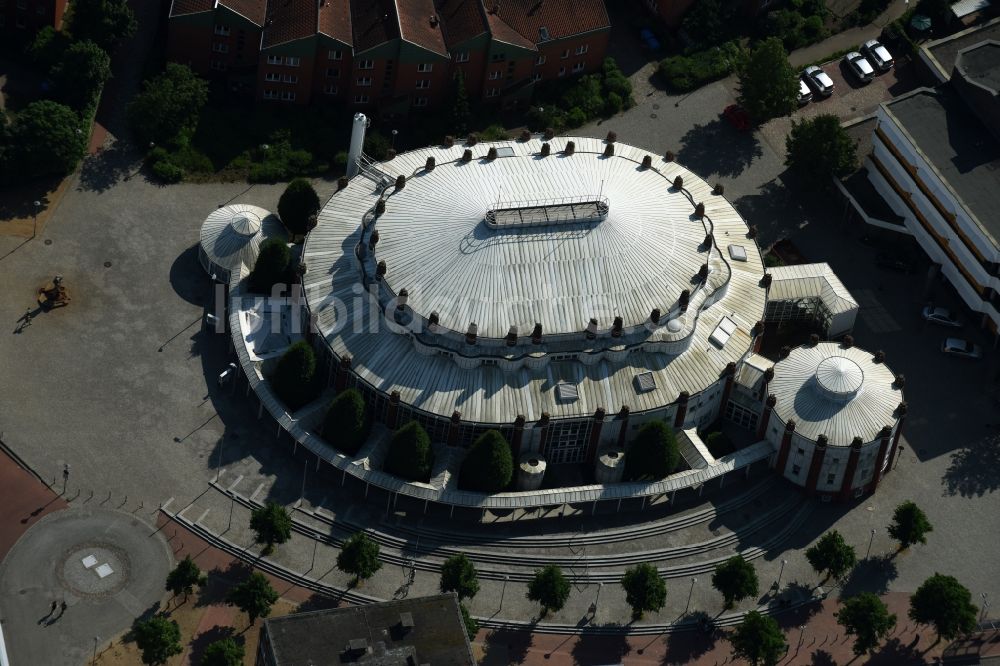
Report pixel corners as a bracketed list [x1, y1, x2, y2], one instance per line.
[758, 341, 906, 500]
[301, 135, 768, 464]
[199, 204, 287, 283]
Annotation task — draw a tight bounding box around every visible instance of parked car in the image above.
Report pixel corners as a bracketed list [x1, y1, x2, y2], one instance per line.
[861, 39, 894, 72]
[723, 104, 751, 131]
[843, 52, 875, 83]
[941, 337, 982, 359]
[875, 253, 914, 273]
[797, 78, 813, 105]
[803, 65, 834, 96]
[922, 305, 962, 327]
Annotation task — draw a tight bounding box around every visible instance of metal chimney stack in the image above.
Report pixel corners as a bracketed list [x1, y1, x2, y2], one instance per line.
[347, 112, 368, 179]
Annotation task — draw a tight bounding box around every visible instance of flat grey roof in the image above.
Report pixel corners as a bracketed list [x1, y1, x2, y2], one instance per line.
[925, 16, 1000, 81]
[956, 40, 1000, 91]
[884, 87, 1000, 244]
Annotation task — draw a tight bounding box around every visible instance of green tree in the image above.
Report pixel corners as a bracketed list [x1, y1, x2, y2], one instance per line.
[384, 421, 435, 482]
[785, 114, 857, 188]
[269, 340, 319, 410]
[681, 0, 739, 48]
[165, 555, 206, 602]
[888, 500, 933, 550]
[3, 100, 86, 180]
[127, 63, 208, 146]
[66, 0, 137, 52]
[277, 178, 320, 236]
[458, 430, 513, 492]
[909, 573, 978, 641]
[226, 572, 278, 626]
[250, 501, 292, 554]
[711, 556, 759, 609]
[527, 564, 571, 615]
[836, 592, 897, 656]
[805, 531, 857, 582]
[322, 388, 368, 455]
[737, 37, 798, 123]
[51, 40, 111, 111]
[459, 603, 479, 641]
[27, 26, 71, 70]
[249, 237, 292, 294]
[440, 554, 480, 601]
[624, 421, 679, 482]
[448, 70, 471, 135]
[201, 637, 245, 666]
[727, 610, 787, 666]
[621, 563, 667, 619]
[132, 616, 182, 665]
[337, 532, 382, 582]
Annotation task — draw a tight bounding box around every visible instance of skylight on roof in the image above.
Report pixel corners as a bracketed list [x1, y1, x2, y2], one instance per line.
[539, 26, 550, 41]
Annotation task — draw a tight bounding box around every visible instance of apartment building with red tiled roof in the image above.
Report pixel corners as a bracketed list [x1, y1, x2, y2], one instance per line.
[166, 0, 609, 111]
[1, 0, 68, 39]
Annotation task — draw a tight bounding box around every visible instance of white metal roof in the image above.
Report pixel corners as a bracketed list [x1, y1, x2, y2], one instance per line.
[770, 342, 901, 446]
[302, 137, 767, 423]
[198, 204, 286, 282]
[768, 262, 858, 315]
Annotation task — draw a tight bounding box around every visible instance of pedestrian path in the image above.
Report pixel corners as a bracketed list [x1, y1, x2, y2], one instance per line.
[789, 2, 911, 67]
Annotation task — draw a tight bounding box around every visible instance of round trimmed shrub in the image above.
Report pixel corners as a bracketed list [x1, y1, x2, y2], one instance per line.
[278, 178, 320, 236]
[322, 388, 369, 455]
[624, 421, 679, 481]
[459, 430, 513, 492]
[152, 159, 184, 183]
[384, 421, 434, 482]
[269, 340, 319, 410]
[249, 238, 291, 294]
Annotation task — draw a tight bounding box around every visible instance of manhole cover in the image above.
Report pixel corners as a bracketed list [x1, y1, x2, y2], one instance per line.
[44, 239, 52, 245]
[653, 103, 660, 110]
[650, 113, 658, 119]
[103, 261, 112, 268]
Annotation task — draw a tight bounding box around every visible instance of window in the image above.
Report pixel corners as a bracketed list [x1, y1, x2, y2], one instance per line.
[266, 55, 282, 65]
[485, 87, 499, 98]
[326, 67, 339, 77]
[358, 59, 374, 69]
[354, 94, 369, 104]
[544, 420, 593, 464]
[488, 71, 501, 81]
[210, 60, 227, 71]
[491, 52, 506, 62]
[265, 72, 281, 82]
[530, 73, 542, 83]
[263, 89, 278, 100]
[415, 79, 430, 89]
[535, 54, 546, 66]
[826, 473, 836, 484]
[281, 74, 298, 84]
[539, 26, 550, 41]
[417, 63, 433, 72]
[15, 15, 25, 28]
[414, 97, 428, 107]
[575, 44, 588, 55]
[323, 84, 338, 95]
[328, 49, 342, 60]
[572, 61, 585, 73]
[280, 91, 296, 101]
[561, 48, 569, 59]
[212, 43, 229, 53]
[455, 51, 469, 63]
[558, 66, 565, 77]
[285, 56, 300, 66]
[357, 76, 372, 87]
[797, 447, 805, 455]
[791, 464, 801, 475]
[214, 24, 230, 36]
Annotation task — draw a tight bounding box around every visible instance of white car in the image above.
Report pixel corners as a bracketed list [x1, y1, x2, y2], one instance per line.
[921, 306, 961, 328]
[861, 39, 894, 72]
[803, 65, 834, 96]
[843, 52, 875, 83]
[941, 337, 982, 359]
[797, 78, 813, 105]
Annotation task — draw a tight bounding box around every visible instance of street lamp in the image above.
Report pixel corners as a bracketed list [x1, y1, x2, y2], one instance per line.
[777, 559, 788, 589]
[894, 445, 904, 470]
[32, 200, 41, 238]
[686, 576, 697, 613]
[982, 593, 990, 623]
[391, 129, 398, 149]
[92, 636, 99, 665]
[62, 463, 70, 494]
[866, 528, 877, 559]
[499, 574, 509, 610]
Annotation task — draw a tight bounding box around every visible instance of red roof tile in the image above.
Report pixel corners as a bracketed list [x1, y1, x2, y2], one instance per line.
[491, 0, 609, 42]
[396, 0, 448, 55]
[169, 0, 213, 17]
[484, 6, 534, 50]
[262, 0, 317, 47]
[351, 0, 400, 53]
[220, 0, 268, 25]
[436, 0, 488, 48]
[318, 0, 352, 44]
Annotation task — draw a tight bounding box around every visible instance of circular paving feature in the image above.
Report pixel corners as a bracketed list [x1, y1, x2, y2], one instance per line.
[57, 541, 131, 598]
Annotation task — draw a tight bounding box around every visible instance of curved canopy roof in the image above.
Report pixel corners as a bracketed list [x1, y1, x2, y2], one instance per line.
[199, 204, 286, 282]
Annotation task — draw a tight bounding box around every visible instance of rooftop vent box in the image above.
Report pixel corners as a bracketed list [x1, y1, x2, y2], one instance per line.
[709, 316, 738, 348]
[555, 383, 579, 402]
[728, 245, 747, 262]
[399, 612, 415, 631]
[634, 372, 656, 393]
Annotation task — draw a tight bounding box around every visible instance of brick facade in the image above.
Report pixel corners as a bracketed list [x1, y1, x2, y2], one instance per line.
[1, 0, 67, 39]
